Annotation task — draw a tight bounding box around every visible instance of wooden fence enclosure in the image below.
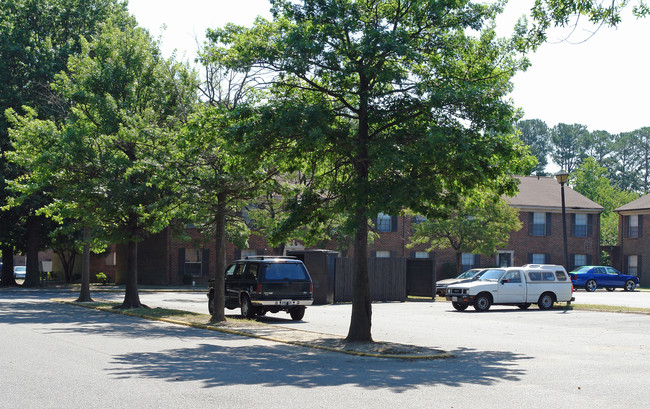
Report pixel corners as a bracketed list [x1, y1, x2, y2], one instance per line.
[333, 257, 435, 303]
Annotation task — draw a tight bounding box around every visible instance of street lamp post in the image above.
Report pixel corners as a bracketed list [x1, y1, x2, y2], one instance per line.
[555, 171, 570, 270]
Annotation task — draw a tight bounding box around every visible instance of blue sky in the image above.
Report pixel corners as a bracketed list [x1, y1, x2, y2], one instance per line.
[126, 0, 649, 134]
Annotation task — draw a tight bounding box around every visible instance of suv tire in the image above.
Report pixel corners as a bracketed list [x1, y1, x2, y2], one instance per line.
[241, 295, 255, 319]
[289, 306, 306, 321]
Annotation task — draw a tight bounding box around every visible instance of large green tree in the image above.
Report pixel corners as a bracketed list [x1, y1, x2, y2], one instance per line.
[410, 189, 522, 274]
[8, 19, 197, 306]
[516, 119, 550, 174]
[551, 123, 588, 174]
[0, 0, 132, 287]
[217, 0, 534, 341]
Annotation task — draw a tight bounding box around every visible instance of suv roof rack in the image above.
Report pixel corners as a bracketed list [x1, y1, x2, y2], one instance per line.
[243, 255, 297, 260]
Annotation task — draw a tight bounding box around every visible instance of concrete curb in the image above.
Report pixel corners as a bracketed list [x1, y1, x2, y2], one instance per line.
[54, 298, 454, 360]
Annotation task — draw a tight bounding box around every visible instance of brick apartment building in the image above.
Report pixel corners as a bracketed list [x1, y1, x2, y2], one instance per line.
[366, 176, 603, 279]
[85, 175, 602, 286]
[615, 194, 650, 287]
[71, 176, 604, 285]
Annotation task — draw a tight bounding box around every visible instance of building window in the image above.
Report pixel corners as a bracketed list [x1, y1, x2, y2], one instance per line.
[241, 249, 258, 258]
[413, 215, 427, 224]
[376, 213, 392, 232]
[574, 214, 587, 237]
[414, 251, 429, 259]
[375, 251, 391, 258]
[461, 253, 475, 272]
[105, 250, 116, 266]
[629, 215, 640, 238]
[628, 255, 638, 276]
[573, 254, 587, 268]
[532, 212, 546, 236]
[531, 253, 546, 264]
[185, 249, 202, 277]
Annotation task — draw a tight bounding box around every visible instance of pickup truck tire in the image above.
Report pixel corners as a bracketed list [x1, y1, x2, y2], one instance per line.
[585, 279, 597, 292]
[452, 302, 468, 311]
[624, 280, 636, 291]
[241, 295, 255, 319]
[517, 303, 531, 310]
[473, 294, 492, 312]
[290, 306, 306, 321]
[538, 293, 555, 310]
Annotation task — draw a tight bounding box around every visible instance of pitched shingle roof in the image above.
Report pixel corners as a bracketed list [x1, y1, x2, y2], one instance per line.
[615, 194, 650, 212]
[505, 176, 603, 211]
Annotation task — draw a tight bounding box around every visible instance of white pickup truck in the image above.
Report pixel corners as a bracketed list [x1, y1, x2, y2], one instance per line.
[445, 266, 574, 311]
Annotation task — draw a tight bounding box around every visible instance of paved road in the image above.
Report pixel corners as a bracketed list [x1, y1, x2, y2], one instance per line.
[2, 289, 649, 408]
[572, 288, 650, 308]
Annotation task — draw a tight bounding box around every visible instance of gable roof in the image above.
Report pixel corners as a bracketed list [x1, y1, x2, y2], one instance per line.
[506, 176, 604, 212]
[615, 194, 650, 213]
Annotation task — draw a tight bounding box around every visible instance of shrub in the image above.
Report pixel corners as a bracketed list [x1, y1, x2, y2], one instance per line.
[96, 272, 109, 285]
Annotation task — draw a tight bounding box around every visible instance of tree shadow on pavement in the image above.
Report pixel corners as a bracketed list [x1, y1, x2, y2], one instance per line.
[107, 344, 529, 392]
[1, 291, 530, 391]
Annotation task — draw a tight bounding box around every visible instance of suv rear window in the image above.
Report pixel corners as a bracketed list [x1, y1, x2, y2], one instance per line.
[262, 263, 309, 281]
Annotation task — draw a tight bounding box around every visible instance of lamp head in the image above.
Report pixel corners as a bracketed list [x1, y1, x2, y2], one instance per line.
[555, 170, 569, 184]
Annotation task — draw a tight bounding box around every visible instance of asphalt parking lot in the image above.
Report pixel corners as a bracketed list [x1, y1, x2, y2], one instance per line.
[2, 288, 649, 408]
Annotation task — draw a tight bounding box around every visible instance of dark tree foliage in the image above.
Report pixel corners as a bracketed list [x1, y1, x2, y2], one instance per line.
[0, 0, 133, 287]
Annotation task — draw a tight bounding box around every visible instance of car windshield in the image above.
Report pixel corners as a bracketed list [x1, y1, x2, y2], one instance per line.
[262, 263, 309, 281]
[571, 266, 591, 273]
[478, 269, 505, 281]
[457, 270, 478, 279]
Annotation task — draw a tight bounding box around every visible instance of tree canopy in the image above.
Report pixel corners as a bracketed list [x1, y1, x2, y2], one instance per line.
[8, 18, 198, 306]
[0, 0, 133, 287]
[213, 0, 535, 341]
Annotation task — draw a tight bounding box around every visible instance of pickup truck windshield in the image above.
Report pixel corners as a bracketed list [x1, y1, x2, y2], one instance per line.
[478, 269, 505, 281]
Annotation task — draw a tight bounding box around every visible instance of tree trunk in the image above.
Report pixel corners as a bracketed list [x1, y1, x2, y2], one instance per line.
[346, 83, 373, 342]
[118, 240, 143, 309]
[76, 226, 93, 302]
[55, 250, 76, 283]
[0, 244, 16, 287]
[346, 209, 372, 342]
[23, 215, 41, 287]
[455, 251, 463, 275]
[211, 193, 227, 323]
[273, 243, 285, 256]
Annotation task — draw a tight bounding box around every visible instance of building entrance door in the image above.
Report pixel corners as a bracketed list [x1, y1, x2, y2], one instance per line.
[497, 251, 513, 267]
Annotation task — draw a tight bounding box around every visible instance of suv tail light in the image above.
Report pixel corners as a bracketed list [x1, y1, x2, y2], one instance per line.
[309, 283, 313, 294]
[256, 284, 262, 294]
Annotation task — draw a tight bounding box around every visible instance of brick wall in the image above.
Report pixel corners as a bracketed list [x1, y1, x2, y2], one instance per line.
[618, 213, 649, 286]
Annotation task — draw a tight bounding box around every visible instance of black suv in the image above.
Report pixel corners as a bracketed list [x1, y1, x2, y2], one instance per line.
[208, 256, 313, 321]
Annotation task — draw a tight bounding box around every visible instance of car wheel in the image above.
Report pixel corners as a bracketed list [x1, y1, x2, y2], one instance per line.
[606, 287, 615, 292]
[585, 279, 597, 292]
[624, 280, 636, 292]
[452, 302, 468, 311]
[538, 293, 555, 310]
[518, 303, 531, 310]
[473, 294, 491, 312]
[208, 292, 214, 315]
[290, 306, 306, 321]
[240, 295, 255, 319]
